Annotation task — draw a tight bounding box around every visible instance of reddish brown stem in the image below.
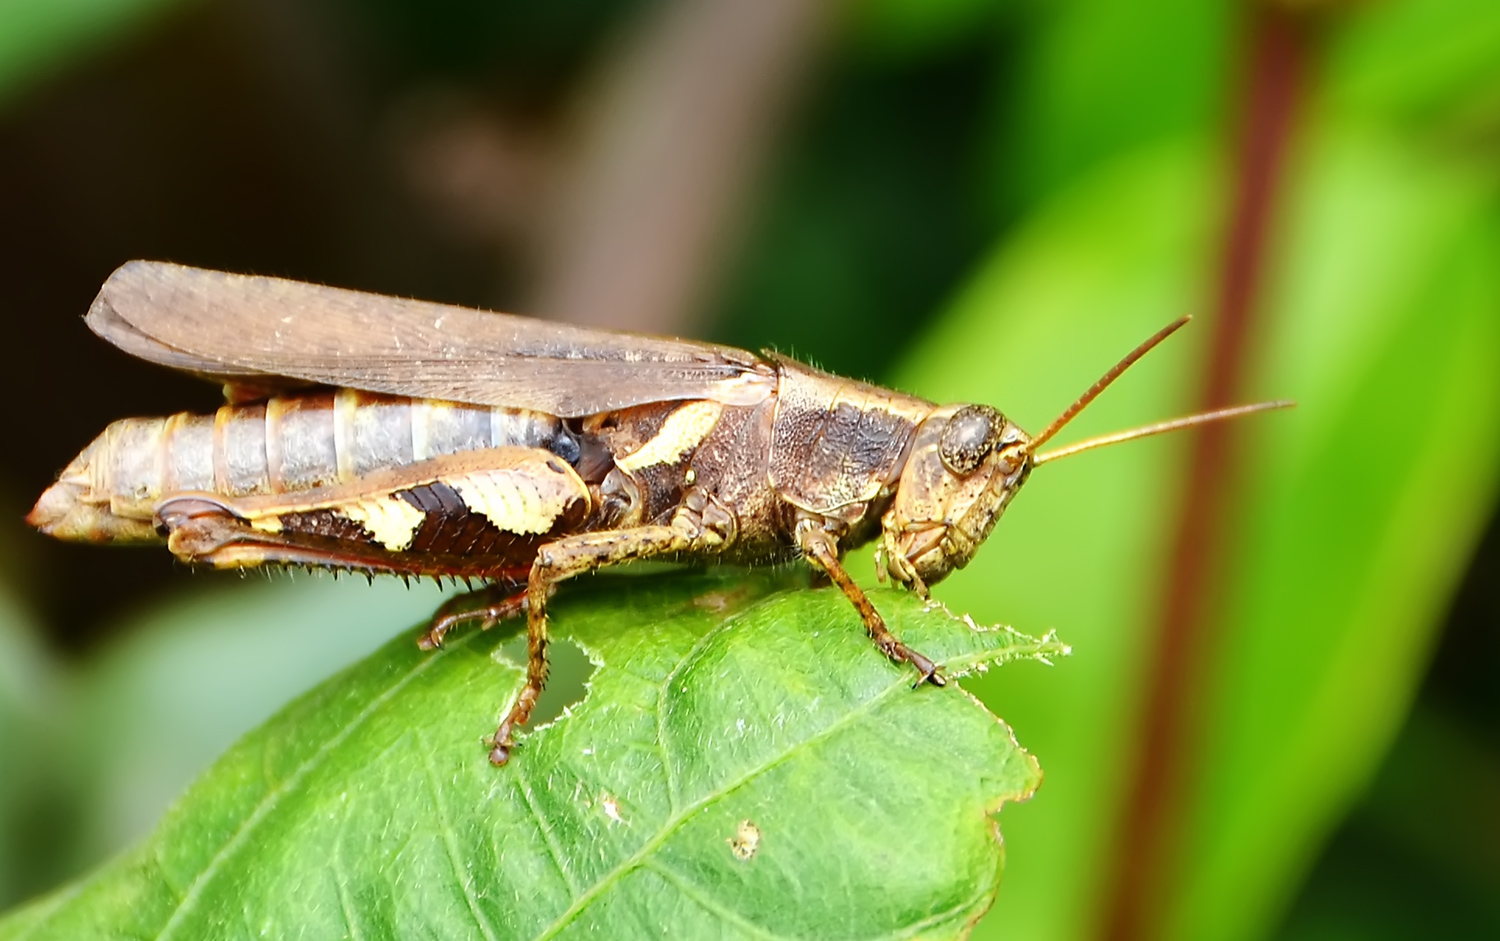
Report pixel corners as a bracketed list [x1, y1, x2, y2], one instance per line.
[1098, 8, 1306, 940]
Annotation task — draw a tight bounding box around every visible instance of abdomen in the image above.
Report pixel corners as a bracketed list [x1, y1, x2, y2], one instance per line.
[29, 389, 580, 545]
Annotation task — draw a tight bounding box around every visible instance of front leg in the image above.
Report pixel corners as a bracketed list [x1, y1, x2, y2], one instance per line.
[796, 518, 945, 687]
[488, 521, 705, 765]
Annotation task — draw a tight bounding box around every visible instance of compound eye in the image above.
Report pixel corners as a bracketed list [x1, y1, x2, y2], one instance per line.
[939, 405, 1004, 475]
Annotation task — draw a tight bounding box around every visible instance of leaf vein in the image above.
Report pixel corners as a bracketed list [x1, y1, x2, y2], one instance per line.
[332, 822, 366, 941]
[654, 601, 764, 811]
[512, 765, 582, 897]
[422, 750, 501, 941]
[639, 860, 785, 940]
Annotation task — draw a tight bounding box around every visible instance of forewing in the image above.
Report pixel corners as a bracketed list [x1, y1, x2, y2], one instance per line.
[87, 261, 777, 416]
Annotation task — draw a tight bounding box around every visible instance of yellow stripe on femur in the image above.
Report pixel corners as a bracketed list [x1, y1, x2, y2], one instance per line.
[337, 496, 427, 551]
[453, 467, 577, 535]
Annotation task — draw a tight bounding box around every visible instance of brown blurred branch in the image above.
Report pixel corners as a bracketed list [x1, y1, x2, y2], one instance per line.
[528, 0, 841, 333]
[1099, 6, 1308, 940]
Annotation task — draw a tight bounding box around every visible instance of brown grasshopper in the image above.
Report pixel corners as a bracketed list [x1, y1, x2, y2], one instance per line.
[30, 262, 1288, 764]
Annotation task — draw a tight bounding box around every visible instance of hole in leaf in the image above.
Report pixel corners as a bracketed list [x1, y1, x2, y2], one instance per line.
[496, 633, 595, 727]
[728, 819, 761, 861]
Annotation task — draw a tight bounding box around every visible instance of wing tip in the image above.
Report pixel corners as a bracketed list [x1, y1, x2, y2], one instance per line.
[87, 259, 189, 348]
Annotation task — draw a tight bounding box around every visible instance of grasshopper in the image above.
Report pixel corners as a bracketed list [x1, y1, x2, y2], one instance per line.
[31, 262, 1288, 763]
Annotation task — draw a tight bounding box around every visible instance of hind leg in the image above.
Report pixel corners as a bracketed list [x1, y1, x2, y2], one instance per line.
[486, 523, 703, 765]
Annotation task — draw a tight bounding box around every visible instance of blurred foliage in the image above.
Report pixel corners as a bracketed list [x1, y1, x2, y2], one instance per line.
[0, 585, 57, 906]
[0, 0, 1498, 938]
[1325, 0, 1500, 127]
[0, 0, 185, 108]
[315, 0, 650, 90]
[1179, 125, 1500, 941]
[56, 576, 455, 868]
[851, 0, 1014, 62]
[0, 575, 1061, 939]
[984, 0, 1234, 216]
[890, 142, 1223, 941]
[1277, 697, 1500, 938]
[0, 572, 461, 912]
[711, 44, 997, 380]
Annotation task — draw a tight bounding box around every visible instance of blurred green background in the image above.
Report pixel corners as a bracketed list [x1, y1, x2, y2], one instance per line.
[0, 0, 1497, 938]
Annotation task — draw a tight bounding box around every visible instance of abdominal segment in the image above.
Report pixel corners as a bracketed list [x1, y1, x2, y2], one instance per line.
[28, 388, 590, 547]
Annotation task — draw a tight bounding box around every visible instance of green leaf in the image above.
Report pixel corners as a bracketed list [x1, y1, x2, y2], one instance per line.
[0, 573, 1064, 940]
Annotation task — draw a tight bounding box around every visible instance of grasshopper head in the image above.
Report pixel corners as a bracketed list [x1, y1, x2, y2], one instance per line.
[879, 317, 1292, 595]
[880, 404, 1032, 593]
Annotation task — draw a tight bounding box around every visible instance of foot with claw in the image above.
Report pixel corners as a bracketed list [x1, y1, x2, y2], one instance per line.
[487, 684, 541, 766]
[905, 649, 946, 688]
[875, 636, 945, 687]
[486, 733, 514, 766]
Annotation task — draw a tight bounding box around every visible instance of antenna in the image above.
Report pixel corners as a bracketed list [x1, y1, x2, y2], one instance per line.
[1026, 316, 1191, 454]
[1025, 317, 1293, 466]
[1032, 400, 1293, 466]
